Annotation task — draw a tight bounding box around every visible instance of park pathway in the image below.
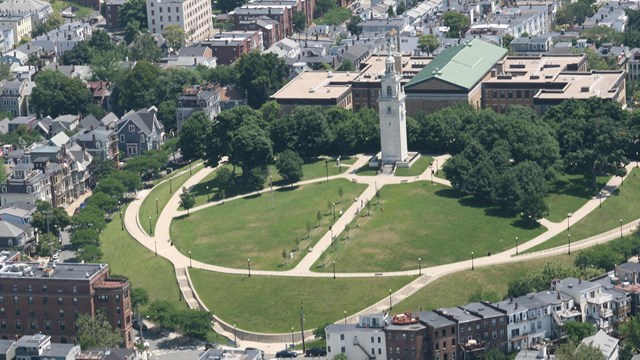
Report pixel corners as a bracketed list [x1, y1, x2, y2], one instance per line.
[123, 156, 638, 344]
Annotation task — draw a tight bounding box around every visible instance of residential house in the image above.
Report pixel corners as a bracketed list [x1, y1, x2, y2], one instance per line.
[73, 128, 119, 161]
[341, 44, 371, 69]
[78, 348, 142, 360]
[0, 13, 31, 44]
[552, 278, 614, 333]
[31, 22, 93, 56]
[384, 313, 426, 360]
[219, 87, 246, 110]
[8, 116, 36, 132]
[78, 114, 101, 131]
[0, 0, 53, 30]
[159, 46, 217, 69]
[418, 310, 456, 360]
[0, 79, 32, 117]
[0, 162, 51, 206]
[433, 307, 486, 359]
[176, 84, 222, 132]
[116, 108, 165, 157]
[0, 27, 14, 54]
[0, 49, 28, 66]
[0, 339, 15, 359]
[49, 114, 79, 136]
[0, 220, 34, 253]
[87, 81, 113, 112]
[326, 313, 388, 360]
[581, 330, 619, 360]
[14, 334, 81, 360]
[0, 201, 36, 226]
[265, 38, 301, 59]
[10, 63, 37, 81]
[100, 112, 119, 130]
[202, 30, 264, 65]
[510, 36, 553, 55]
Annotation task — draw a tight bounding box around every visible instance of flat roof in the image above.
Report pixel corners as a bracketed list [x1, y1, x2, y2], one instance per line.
[356, 54, 431, 83]
[534, 71, 625, 100]
[485, 54, 585, 84]
[271, 71, 353, 100]
[0, 261, 107, 281]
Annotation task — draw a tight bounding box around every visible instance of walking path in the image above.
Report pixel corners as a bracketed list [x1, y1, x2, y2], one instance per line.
[123, 156, 638, 344]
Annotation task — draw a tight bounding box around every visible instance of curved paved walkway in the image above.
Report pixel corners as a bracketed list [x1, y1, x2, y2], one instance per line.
[123, 156, 638, 343]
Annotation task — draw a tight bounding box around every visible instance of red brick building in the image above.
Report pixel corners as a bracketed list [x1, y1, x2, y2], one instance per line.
[0, 253, 133, 348]
[202, 31, 263, 65]
[105, 0, 127, 30]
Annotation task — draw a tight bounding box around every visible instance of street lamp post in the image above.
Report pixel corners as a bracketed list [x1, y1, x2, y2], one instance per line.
[120, 211, 123, 231]
[148, 216, 152, 235]
[325, 160, 329, 183]
[637, 152, 639, 168]
[155, 197, 159, 214]
[189, 251, 192, 268]
[567, 213, 573, 231]
[248, 258, 251, 277]
[269, 174, 274, 209]
[471, 251, 475, 270]
[568, 234, 571, 255]
[620, 219, 624, 238]
[206, 186, 210, 202]
[291, 327, 295, 348]
[154, 240, 157, 256]
[300, 301, 306, 354]
[332, 261, 336, 279]
[332, 203, 336, 220]
[170, 177, 173, 194]
[388, 289, 392, 310]
[418, 257, 422, 275]
[344, 310, 347, 324]
[233, 324, 237, 347]
[330, 226, 334, 246]
[189, 162, 192, 175]
[599, 191, 603, 209]
[515, 237, 519, 255]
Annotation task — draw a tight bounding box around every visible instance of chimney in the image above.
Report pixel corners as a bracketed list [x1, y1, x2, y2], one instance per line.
[579, 278, 582, 284]
[92, 133, 96, 141]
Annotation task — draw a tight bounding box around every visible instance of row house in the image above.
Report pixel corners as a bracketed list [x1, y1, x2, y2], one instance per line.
[0, 79, 32, 117]
[552, 278, 615, 333]
[0, 162, 51, 207]
[0, 13, 31, 44]
[230, 5, 291, 43]
[72, 128, 119, 162]
[31, 22, 93, 56]
[201, 30, 263, 65]
[326, 313, 388, 360]
[0, 27, 14, 54]
[105, 0, 127, 30]
[0, 0, 53, 30]
[176, 84, 222, 132]
[385, 313, 426, 360]
[248, 0, 315, 27]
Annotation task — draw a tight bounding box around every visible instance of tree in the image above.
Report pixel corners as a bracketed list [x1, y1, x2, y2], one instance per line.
[316, 211, 322, 227]
[282, 249, 288, 265]
[86, 192, 118, 213]
[333, 354, 348, 360]
[316, 0, 336, 17]
[179, 187, 196, 214]
[175, 309, 211, 339]
[147, 300, 176, 331]
[119, 170, 143, 193]
[214, 167, 235, 193]
[179, 112, 211, 161]
[231, 122, 273, 180]
[89, 47, 124, 82]
[77, 245, 104, 262]
[128, 33, 162, 63]
[482, 348, 510, 360]
[31, 70, 92, 118]
[581, 25, 623, 47]
[70, 229, 100, 249]
[387, 5, 395, 17]
[163, 24, 186, 52]
[396, 1, 406, 15]
[95, 177, 127, 200]
[564, 321, 596, 343]
[124, 20, 140, 44]
[61, 41, 92, 65]
[73, 206, 107, 232]
[443, 11, 470, 37]
[131, 287, 150, 308]
[292, 11, 307, 33]
[31, 201, 71, 234]
[115, 61, 159, 113]
[36, 233, 59, 257]
[347, 15, 362, 35]
[619, 316, 640, 354]
[272, 106, 334, 157]
[157, 100, 177, 131]
[245, 166, 268, 191]
[33, 12, 64, 36]
[276, 150, 304, 184]
[502, 33, 515, 48]
[338, 186, 344, 203]
[418, 34, 439, 55]
[76, 312, 122, 349]
[337, 60, 355, 71]
[119, 0, 147, 28]
[236, 52, 288, 108]
[259, 101, 281, 124]
[215, 0, 247, 12]
[555, 341, 604, 360]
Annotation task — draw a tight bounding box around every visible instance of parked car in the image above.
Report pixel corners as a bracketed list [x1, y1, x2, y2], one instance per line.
[276, 349, 298, 358]
[305, 348, 327, 357]
[205, 342, 219, 350]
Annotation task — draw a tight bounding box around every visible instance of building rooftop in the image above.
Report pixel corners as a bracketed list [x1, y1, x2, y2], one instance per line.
[356, 54, 431, 83]
[484, 54, 585, 84]
[534, 71, 625, 101]
[461, 302, 504, 318]
[270, 71, 353, 101]
[437, 307, 481, 323]
[405, 39, 507, 90]
[0, 261, 107, 281]
[416, 310, 455, 329]
[581, 329, 619, 358]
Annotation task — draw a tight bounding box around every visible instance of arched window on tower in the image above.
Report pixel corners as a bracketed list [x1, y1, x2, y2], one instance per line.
[386, 86, 392, 97]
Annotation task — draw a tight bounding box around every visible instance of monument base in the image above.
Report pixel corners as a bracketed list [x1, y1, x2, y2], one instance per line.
[367, 152, 420, 175]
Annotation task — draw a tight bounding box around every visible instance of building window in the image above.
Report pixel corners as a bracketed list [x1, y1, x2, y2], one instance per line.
[57, 286, 63, 293]
[60, 321, 66, 331]
[30, 321, 36, 330]
[13, 296, 17, 304]
[59, 309, 64, 317]
[73, 298, 78, 305]
[15, 320, 21, 330]
[386, 86, 392, 96]
[58, 297, 63, 305]
[0, 321, 5, 329]
[120, 134, 125, 142]
[0, 308, 4, 315]
[28, 296, 33, 304]
[43, 297, 48, 304]
[128, 125, 135, 132]
[0, 296, 3, 304]
[340, 334, 344, 341]
[44, 321, 50, 331]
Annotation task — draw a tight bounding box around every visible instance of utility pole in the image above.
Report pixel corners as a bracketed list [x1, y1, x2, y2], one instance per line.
[300, 300, 306, 354]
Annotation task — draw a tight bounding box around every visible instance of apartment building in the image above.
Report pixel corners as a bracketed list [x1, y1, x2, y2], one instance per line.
[105, 0, 127, 30]
[146, 0, 213, 45]
[0, 79, 32, 118]
[552, 278, 615, 333]
[176, 84, 221, 132]
[0, 0, 52, 30]
[0, 162, 51, 207]
[326, 313, 387, 360]
[201, 30, 263, 65]
[418, 311, 456, 360]
[0, 257, 133, 348]
[31, 22, 92, 56]
[0, 14, 32, 44]
[385, 313, 426, 360]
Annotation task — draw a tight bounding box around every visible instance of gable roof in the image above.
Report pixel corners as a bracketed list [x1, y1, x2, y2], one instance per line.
[79, 114, 100, 130]
[581, 329, 618, 358]
[118, 109, 162, 136]
[49, 132, 70, 147]
[405, 39, 507, 90]
[0, 220, 28, 238]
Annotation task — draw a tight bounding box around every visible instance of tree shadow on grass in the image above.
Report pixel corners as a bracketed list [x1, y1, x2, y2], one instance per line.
[275, 185, 299, 192]
[548, 174, 601, 198]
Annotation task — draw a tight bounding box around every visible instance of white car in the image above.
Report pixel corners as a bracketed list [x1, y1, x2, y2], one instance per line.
[52, 254, 59, 260]
[134, 337, 150, 348]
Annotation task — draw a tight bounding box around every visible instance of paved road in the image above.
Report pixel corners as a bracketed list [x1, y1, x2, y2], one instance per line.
[123, 156, 638, 342]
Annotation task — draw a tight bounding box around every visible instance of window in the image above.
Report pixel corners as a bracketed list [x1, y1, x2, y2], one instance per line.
[60, 321, 66, 331]
[57, 286, 63, 293]
[73, 298, 78, 305]
[28, 296, 33, 304]
[45, 321, 51, 331]
[43, 297, 48, 304]
[128, 125, 135, 132]
[340, 347, 345, 353]
[120, 134, 125, 142]
[27, 285, 32, 292]
[30, 321, 36, 330]
[15, 320, 21, 330]
[59, 309, 64, 317]
[58, 297, 63, 305]
[0, 296, 3, 304]
[340, 334, 344, 341]
[13, 296, 17, 304]
[0, 308, 4, 315]
[387, 86, 392, 96]
[12, 284, 17, 292]
[0, 321, 5, 329]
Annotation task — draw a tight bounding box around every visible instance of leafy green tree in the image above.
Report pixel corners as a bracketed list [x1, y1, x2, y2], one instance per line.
[90, 47, 124, 82]
[128, 33, 162, 63]
[619, 316, 640, 354]
[276, 150, 304, 184]
[574, 244, 623, 271]
[124, 20, 140, 44]
[259, 101, 281, 124]
[316, 0, 336, 17]
[581, 25, 623, 47]
[73, 206, 107, 232]
[443, 11, 470, 37]
[214, 167, 235, 193]
[179, 187, 196, 214]
[245, 166, 268, 191]
[157, 100, 177, 131]
[95, 177, 127, 200]
[179, 112, 211, 161]
[61, 41, 92, 65]
[333, 354, 348, 360]
[119, 170, 143, 193]
[32, 12, 64, 36]
[418, 34, 439, 54]
[235, 52, 288, 108]
[468, 288, 500, 303]
[347, 15, 362, 35]
[507, 261, 602, 298]
[70, 229, 100, 249]
[163, 24, 186, 51]
[482, 348, 510, 360]
[131, 287, 150, 308]
[175, 309, 211, 339]
[555, 341, 604, 360]
[76, 312, 122, 349]
[337, 60, 355, 71]
[147, 300, 176, 331]
[564, 321, 596, 343]
[272, 106, 334, 157]
[198, 64, 238, 86]
[86, 192, 118, 213]
[387, 5, 395, 17]
[31, 70, 92, 118]
[115, 61, 159, 113]
[88, 30, 114, 51]
[502, 33, 515, 48]
[35, 233, 59, 257]
[77, 245, 104, 262]
[231, 122, 273, 180]
[317, 7, 352, 25]
[119, 0, 147, 28]
[31, 201, 71, 234]
[396, 1, 406, 15]
[292, 11, 307, 33]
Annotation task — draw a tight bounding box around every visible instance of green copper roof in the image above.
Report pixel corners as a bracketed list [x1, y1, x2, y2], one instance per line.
[405, 39, 507, 90]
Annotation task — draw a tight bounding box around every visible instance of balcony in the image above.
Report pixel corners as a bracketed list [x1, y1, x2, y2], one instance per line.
[599, 308, 613, 319]
[587, 293, 613, 305]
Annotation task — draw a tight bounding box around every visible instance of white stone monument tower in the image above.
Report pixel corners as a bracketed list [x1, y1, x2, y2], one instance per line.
[377, 45, 408, 166]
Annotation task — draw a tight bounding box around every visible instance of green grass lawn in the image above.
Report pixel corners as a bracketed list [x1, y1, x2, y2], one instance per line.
[101, 207, 184, 309]
[153, 160, 203, 185]
[544, 173, 611, 223]
[139, 168, 196, 235]
[526, 168, 640, 253]
[47, 0, 93, 17]
[394, 156, 433, 177]
[315, 182, 546, 272]
[189, 269, 412, 333]
[189, 157, 356, 207]
[355, 165, 378, 176]
[395, 255, 574, 312]
[172, 179, 367, 270]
